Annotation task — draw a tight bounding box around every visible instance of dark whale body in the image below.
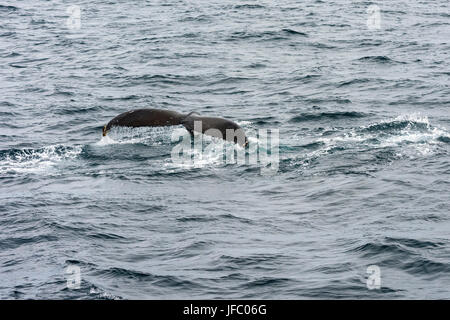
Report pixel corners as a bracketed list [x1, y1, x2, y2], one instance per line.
[103, 109, 247, 146]
[181, 113, 247, 146]
[103, 109, 184, 134]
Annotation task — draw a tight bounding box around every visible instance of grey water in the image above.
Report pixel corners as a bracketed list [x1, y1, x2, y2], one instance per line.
[1, 0, 449, 299]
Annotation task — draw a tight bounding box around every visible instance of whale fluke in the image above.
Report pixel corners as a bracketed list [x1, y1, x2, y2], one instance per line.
[102, 108, 248, 146]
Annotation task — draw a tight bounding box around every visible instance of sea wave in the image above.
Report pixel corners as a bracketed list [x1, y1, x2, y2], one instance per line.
[0, 145, 82, 174]
[283, 114, 450, 174]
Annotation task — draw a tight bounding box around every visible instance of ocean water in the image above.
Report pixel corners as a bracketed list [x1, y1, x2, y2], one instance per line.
[1, 0, 449, 299]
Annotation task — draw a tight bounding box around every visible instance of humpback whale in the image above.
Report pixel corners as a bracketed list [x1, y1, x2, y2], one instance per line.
[103, 109, 248, 147]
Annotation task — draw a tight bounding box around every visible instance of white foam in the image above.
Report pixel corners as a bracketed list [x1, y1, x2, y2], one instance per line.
[0, 144, 82, 174]
[94, 135, 117, 146]
[165, 136, 230, 170]
[237, 120, 252, 126]
[392, 113, 430, 125]
[298, 113, 449, 165]
[95, 126, 182, 146]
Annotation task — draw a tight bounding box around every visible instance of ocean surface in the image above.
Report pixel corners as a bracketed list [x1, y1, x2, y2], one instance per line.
[1, 0, 449, 299]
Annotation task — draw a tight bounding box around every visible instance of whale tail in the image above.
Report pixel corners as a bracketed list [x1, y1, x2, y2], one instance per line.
[184, 111, 200, 118]
[102, 109, 186, 136]
[102, 109, 248, 147]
